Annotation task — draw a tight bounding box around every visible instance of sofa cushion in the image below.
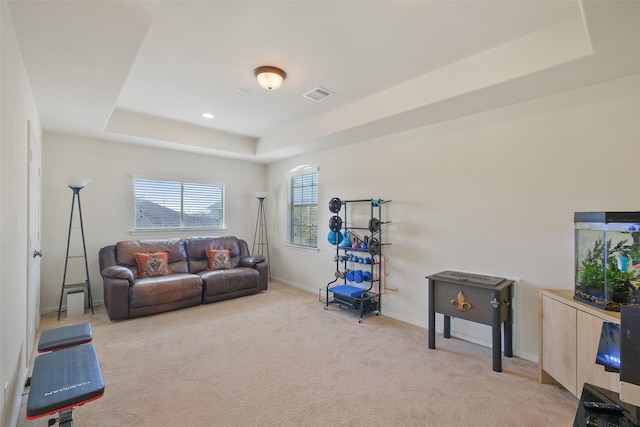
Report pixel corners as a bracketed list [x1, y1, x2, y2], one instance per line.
[134, 252, 172, 278]
[129, 274, 203, 309]
[185, 236, 243, 273]
[206, 248, 231, 270]
[200, 267, 260, 296]
[116, 239, 189, 278]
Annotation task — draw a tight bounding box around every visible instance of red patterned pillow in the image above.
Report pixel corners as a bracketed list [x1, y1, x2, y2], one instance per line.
[206, 248, 232, 270]
[134, 252, 171, 278]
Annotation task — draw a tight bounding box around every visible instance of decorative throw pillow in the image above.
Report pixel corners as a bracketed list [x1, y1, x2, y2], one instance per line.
[206, 248, 232, 270]
[134, 252, 171, 278]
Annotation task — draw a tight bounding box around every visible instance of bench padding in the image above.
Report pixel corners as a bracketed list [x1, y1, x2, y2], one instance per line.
[37, 322, 93, 352]
[27, 344, 105, 419]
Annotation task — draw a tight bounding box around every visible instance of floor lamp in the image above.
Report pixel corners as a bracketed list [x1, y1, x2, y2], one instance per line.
[57, 178, 94, 320]
[252, 191, 271, 282]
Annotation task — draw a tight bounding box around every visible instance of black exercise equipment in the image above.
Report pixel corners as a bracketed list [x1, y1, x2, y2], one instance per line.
[368, 238, 381, 256]
[38, 323, 93, 353]
[368, 217, 380, 233]
[329, 215, 343, 232]
[329, 197, 342, 213]
[27, 343, 105, 426]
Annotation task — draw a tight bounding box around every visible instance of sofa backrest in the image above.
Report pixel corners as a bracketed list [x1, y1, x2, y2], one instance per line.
[185, 236, 246, 273]
[115, 238, 189, 278]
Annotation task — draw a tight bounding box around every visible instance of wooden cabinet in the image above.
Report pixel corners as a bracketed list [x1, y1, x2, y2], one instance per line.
[540, 292, 577, 395]
[539, 289, 620, 398]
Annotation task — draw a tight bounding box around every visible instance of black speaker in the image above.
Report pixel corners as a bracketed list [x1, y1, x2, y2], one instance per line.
[620, 305, 640, 406]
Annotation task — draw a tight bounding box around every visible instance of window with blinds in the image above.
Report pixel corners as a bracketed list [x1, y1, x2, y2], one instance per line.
[134, 178, 225, 230]
[288, 167, 318, 247]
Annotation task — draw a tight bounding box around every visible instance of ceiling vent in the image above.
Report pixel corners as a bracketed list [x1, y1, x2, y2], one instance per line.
[303, 87, 333, 102]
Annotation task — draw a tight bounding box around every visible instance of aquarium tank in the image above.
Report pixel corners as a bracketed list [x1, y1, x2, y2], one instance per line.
[575, 212, 640, 311]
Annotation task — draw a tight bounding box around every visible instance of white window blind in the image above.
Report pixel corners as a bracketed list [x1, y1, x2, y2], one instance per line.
[288, 167, 318, 247]
[134, 178, 224, 229]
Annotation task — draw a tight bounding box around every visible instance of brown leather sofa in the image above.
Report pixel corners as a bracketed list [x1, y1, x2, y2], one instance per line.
[98, 236, 268, 320]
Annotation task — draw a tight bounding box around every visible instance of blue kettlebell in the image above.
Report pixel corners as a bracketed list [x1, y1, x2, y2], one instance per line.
[341, 231, 352, 248]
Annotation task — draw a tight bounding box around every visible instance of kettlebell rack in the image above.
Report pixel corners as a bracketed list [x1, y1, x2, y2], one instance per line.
[324, 197, 391, 322]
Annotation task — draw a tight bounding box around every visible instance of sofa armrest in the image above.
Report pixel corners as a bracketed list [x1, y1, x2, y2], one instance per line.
[238, 255, 266, 268]
[102, 267, 133, 320]
[237, 256, 268, 291]
[255, 260, 269, 291]
[101, 266, 134, 281]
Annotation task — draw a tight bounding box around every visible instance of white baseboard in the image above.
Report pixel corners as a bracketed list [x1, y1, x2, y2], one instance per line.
[40, 300, 103, 315]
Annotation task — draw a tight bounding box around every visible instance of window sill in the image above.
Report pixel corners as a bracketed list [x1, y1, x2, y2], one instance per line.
[285, 244, 319, 253]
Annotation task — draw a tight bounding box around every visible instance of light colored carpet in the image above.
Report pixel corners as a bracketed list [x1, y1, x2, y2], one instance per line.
[18, 282, 577, 426]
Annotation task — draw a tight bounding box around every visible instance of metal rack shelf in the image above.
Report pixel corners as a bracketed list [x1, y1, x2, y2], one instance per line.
[325, 197, 390, 322]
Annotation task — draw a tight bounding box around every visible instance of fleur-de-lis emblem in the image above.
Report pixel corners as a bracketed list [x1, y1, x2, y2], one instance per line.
[451, 291, 472, 312]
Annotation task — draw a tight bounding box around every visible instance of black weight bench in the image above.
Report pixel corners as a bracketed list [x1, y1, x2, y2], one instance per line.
[38, 322, 93, 353]
[25, 323, 94, 389]
[27, 343, 104, 426]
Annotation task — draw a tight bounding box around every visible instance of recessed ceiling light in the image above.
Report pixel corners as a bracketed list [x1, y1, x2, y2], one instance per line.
[202, 113, 214, 119]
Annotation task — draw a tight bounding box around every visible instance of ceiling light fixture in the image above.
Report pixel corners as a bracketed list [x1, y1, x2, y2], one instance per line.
[202, 113, 214, 119]
[254, 66, 286, 91]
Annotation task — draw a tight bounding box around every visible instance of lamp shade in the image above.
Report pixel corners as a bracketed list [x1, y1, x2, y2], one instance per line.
[254, 66, 286, 90]
[254, 191, 268, 199]
[64, 178, 90, 189]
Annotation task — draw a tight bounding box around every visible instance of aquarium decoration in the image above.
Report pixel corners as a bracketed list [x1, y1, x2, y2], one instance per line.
[574, 212, 640, 311]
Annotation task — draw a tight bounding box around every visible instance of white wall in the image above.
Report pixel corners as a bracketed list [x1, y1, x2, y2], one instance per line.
[267, 73, 640, 362]
[0, 2, 42, 425]
[40, 133, 266, 312]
